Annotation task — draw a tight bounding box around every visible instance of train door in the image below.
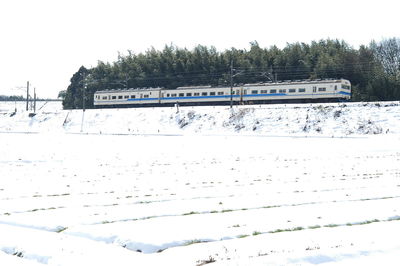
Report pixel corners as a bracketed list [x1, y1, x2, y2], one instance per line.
[240, 88, 247, 103]
[236, 89, 240, 103]
[312, 86, 317, 98]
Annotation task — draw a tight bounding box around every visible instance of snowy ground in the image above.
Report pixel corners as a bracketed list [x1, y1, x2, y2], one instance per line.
[1, 101, 400, 265]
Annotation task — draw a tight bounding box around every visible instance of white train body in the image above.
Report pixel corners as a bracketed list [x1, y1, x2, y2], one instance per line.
[94, 79, 351, 107]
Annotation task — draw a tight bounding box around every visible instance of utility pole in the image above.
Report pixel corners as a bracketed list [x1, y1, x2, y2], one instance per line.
[82, 84, 86, 112]
[269, 66, 276, 82]
[230, 60, 233, 108]
[229, 60, 245, 108]
[33, 87, 36, 113]
[81, 84, 86, 133]
[26, 81, 29, 111]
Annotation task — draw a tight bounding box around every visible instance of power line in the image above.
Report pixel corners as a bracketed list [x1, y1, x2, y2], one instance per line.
[90, 60, 387, 91]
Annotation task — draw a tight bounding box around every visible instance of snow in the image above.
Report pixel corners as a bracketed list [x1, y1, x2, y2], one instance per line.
[1, 100, 400, 265]
[2, 101, 400, 136]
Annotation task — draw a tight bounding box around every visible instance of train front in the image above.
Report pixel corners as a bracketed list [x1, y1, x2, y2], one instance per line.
[340, 79, 351, 100]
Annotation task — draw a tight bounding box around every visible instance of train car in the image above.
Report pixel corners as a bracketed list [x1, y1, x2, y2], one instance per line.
[159, 86, 237, 105]
[241, 78, 351, 104]
[93, 79, 351, 108]
[94, 87, 162, 107]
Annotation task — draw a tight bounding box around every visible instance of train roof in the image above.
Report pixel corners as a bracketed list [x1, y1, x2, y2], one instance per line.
[95, 87, 162, 94]
[176, 85, 212, 90]
[171, 79, 348, 90]
[243, 78, 347, 87]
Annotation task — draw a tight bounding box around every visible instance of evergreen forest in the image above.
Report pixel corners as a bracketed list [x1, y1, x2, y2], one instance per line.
[62, 38, 400, 109]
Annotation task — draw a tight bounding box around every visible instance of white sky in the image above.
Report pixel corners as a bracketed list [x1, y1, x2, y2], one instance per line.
[0, 0, 399, 98]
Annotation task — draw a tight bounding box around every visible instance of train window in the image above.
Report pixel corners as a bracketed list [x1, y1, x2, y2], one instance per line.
[270, 89, 277, 93]
[102, 96, 107, 100]
[171, 93, 177, 97]
[130, 95, 136, 98]
[186, 93, 192, 97]
[251, 90, 258, 94]
[179, 93, 184, 97]
[144, 95, 149, 98]
[342, 85, 350, 90]
[210, 92, 216, 96]
[118, 95, 123, 99]
[289, 89, 296, 93]
[218, 92, 224, 95]
[202, 92, 208, 96]
[112, 96, 117, 100]
[318, 87, 326, 92]
[124, 95, 129, 99]
[194, 92, 200, 96]
[260, 90, 268, 94]
[279, 89, 286, 93]
[299, 88, 306, 92]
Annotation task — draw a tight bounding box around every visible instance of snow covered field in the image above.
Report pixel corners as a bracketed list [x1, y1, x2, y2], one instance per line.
[1, 101, 400, 265]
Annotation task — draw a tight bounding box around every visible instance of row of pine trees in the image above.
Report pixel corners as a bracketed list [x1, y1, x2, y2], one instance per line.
[62, 38, 400, 109]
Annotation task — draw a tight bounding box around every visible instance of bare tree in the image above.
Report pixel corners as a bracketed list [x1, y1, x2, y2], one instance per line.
[371, 38, 400, 78]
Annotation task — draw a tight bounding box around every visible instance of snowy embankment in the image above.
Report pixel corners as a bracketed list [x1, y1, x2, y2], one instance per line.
[1, 101, 400, 265]
[1, 101, 400, 135]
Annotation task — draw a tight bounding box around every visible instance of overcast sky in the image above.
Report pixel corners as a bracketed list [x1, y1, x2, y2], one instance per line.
[1, 0, 399, 98]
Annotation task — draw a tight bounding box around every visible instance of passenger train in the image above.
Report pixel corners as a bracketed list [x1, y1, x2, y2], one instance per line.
[93, 78, 351, 108]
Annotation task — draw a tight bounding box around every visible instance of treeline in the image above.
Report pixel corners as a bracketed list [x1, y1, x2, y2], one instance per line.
[63, 38, 400, 109]
[0, 95, 25, 101]
[0, 95, 61, 102]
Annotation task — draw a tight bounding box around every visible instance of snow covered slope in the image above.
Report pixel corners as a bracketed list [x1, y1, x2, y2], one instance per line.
[1, 101, 400, 136]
